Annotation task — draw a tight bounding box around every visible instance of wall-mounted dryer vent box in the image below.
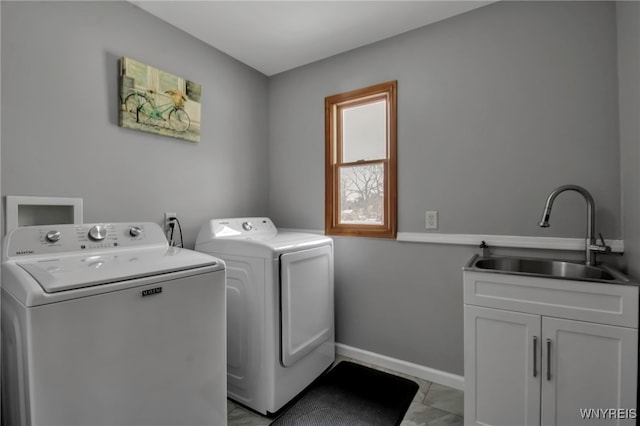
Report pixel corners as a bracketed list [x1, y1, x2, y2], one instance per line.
[5, 196, 83, 233]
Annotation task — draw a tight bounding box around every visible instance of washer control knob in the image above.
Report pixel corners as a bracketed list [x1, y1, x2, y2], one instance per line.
[45, 230, 61, 243]
[242, 221, 253, 231]
[88, 225, 108, 241]
[129, 226, 142, 237]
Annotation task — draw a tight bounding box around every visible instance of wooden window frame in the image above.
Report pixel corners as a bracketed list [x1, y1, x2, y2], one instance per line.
[324, 80, 397, 238]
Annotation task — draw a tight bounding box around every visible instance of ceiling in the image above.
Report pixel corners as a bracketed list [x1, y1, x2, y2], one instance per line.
[131, 1, 494, 76]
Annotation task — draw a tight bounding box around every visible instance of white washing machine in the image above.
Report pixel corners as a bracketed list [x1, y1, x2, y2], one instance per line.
[195, 217, 335, 415]
[1, 222, 227, 426]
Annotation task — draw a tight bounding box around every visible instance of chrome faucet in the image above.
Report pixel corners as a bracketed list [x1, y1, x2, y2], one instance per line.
[538, 185, 610, 266]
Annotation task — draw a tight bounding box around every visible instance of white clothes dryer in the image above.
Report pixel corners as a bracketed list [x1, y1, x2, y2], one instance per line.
[195, 217, 335, 415]
[1, 223, 227, 426]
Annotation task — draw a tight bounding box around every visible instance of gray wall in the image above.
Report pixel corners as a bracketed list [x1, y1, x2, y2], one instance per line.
[1, 0, 628, 378]
[618, 2, 640, 280]
[269, 1, 621, 375]
[1, 1, 269, 247]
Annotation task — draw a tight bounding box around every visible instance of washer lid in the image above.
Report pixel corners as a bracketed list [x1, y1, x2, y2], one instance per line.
[17, 247, 220, 293]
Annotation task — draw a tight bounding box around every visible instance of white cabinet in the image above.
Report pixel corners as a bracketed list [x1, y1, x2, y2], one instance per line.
[464, 270, 639, 426]
[465, 306, 541, 426]
[541, 317, 638, 426]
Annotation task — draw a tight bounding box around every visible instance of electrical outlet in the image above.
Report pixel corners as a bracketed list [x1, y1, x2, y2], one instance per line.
[164, 212, 176, 232]
[425, 211, 438, 230]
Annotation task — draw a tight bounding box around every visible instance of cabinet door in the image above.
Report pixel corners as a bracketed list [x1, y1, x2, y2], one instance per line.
[541, 317, 638, 426]
[465, 305, 541, 426]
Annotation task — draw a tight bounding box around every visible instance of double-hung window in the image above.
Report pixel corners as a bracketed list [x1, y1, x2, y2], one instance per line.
[324, 81, 397, 238]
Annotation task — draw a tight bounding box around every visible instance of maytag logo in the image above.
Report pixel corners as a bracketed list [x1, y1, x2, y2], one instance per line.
[15, 250, 35, 255]
[141, 287, 163, 297]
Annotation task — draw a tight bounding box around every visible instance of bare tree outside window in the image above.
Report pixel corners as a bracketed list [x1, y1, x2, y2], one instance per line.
[340, 164, 384, 224]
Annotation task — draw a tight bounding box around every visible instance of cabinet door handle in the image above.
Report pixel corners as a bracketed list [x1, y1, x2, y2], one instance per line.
[533, 336, 538, 378]
[546, 338, 552, 381]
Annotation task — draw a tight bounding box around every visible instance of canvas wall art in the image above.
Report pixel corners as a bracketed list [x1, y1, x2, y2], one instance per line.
[119, 57, 201, 142]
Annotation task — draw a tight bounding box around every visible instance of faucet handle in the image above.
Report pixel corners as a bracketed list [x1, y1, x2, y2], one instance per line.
[479, 240, 490, 258]
[598, 233, 612, 253]
[589, 233, 611, 254]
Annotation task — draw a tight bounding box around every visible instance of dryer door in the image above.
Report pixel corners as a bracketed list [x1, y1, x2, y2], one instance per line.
[280, 244, 334, 367]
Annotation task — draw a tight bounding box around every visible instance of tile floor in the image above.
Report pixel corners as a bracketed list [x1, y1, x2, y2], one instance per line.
[227, 356, 464, 426]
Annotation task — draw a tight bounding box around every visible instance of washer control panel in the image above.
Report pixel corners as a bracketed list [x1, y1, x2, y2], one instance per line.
[5, 222, 168, 259]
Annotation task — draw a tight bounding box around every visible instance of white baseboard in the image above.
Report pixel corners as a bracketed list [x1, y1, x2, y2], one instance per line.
[335, 343, 465, 391]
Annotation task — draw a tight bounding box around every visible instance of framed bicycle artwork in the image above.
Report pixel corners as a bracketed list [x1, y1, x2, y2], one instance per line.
[119, 56, 201, 142]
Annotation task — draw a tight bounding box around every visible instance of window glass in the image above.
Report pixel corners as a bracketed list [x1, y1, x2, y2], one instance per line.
[339, 164, 385, 225]
[341, 100, 387, 163]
